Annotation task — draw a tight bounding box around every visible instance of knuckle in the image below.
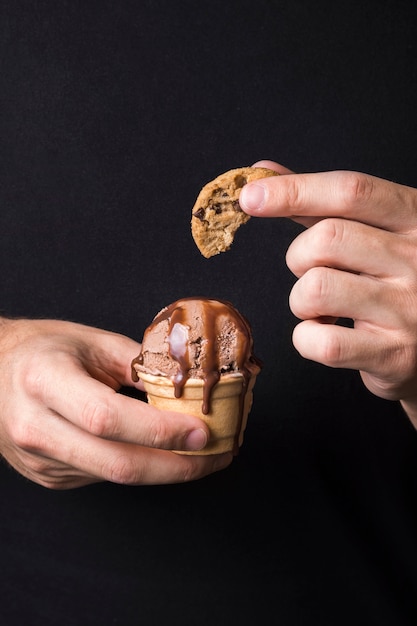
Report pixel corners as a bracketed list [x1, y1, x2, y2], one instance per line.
[82, 398, 117, 438]
[21, 366, 47, 401]
[302, 267, 331, 311]
[317, 332, 344, 367]
[105, 454, 139, 484]
[311, 217, 347, 255]
[289, 218, 348, 278]
[9, 418, 40, 452]
[284, 176, 303, 210]
[339, 171, 374, 208]
[147, 418, 171, 449]
[177, 462, 199, 483]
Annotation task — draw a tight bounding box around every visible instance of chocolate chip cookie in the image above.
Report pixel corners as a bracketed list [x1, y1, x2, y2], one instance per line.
[191, 166, 278, 258]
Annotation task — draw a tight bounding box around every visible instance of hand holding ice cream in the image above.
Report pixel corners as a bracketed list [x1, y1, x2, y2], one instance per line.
[0, 318, 232, 488]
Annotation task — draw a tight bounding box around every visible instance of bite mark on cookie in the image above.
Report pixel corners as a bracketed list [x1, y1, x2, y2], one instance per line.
[191, 167, 279, 258]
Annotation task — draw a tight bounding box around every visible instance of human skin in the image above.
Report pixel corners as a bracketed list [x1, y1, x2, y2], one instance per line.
[240, 160, 417, 429]
[0, 318, 232, 489]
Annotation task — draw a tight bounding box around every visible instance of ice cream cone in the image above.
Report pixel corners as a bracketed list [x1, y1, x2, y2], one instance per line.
[138, 370, 258, 455]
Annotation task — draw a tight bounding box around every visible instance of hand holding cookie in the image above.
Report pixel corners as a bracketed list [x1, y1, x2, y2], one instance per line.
[240, 160, 417, 429]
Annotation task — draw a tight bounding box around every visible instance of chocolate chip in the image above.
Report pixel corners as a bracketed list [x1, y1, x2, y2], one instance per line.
[234, 175, 247, 188]
[193, 207, 206, 221]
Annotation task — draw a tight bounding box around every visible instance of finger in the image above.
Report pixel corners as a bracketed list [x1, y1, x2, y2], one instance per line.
[289, 266, 402, 328]
[13, 410, 233, 487]
[239, 170, 417, 233]
[292, 320, 414, 404]
[286, 218, 411, 279]
[29, 320, 143, 390]
[70, 323, 143, 388]
[292, 319, 396, 373]
[26, 353, 211, 452]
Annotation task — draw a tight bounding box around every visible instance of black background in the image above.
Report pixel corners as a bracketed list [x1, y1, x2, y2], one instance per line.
[1, 1, 417, 624]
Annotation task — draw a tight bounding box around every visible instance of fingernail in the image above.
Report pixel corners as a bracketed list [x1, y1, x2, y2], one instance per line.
[185, 428, 208, 451]
[240, 183, 265, 212]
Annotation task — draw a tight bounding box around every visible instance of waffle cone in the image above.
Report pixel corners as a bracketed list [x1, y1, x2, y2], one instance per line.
[138, 371, 258, 454]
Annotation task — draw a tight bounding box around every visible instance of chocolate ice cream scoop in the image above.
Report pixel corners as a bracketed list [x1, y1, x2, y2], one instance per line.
[131, 298, 262, 455]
